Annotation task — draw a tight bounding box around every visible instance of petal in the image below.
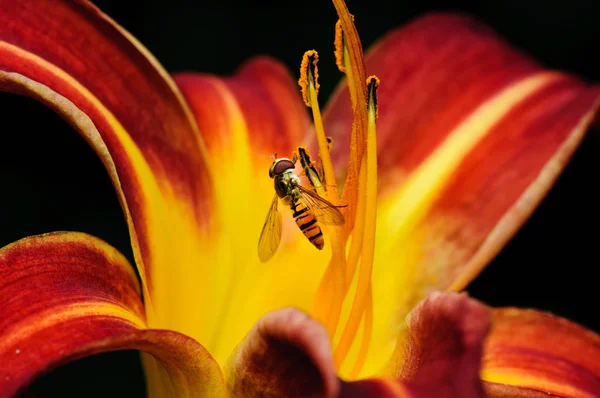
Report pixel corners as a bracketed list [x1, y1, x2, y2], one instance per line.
[322, 13, 600, 376]
[0, 232, 225, 397]
[483, 382, 565, 398]
[0, 0, 213, 314]
[481, 308, 600, 397]
[342, 294, 490, 397]
[223, 307, 339, 398]
[224, 293, 490, 398]
[396, 291, 489, 397]
[172, 59, 331, 366]
[175, 56, 310, 160]
[340, 379, 410, 397]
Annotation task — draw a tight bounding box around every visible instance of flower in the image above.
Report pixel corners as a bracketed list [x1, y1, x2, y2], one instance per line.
[0, 1, 599, 397]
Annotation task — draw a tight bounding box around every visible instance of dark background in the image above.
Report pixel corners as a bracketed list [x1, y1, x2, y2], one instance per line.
[1, 0, 598, 396]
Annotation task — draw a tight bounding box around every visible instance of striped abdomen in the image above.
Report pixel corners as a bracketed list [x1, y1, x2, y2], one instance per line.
[291, 195, 324, 250]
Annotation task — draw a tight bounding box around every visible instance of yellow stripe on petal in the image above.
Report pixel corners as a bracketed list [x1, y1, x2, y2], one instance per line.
[361, 72, 562, 378]
[382, 72, 558, 238]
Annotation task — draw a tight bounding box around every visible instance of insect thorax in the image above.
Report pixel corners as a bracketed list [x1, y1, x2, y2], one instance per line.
[274, 170, 300, 201]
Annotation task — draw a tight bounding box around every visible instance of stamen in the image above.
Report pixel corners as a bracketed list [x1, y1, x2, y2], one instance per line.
[343, 156, 367, 290]
[349, 286, 372, 378]
[298, 50, 339, 201]
[298, 50, 320, 107]
[334, 75, 379, 370]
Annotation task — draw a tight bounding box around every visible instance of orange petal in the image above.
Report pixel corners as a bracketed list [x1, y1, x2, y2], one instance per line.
[0, 232, 225, 397]
[321, 13, 600, 375]
[0, 0, 213, 314]
[482, 308, 600, 397]
[174, 56, 310, 161]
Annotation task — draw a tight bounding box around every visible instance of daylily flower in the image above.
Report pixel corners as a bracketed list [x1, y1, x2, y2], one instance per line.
[0, 1, 599, 397]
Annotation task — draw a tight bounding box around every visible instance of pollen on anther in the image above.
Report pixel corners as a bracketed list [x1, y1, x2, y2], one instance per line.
[334, 14, 355, 74]
[298, 50, 320, 107]
[334, 20, 346, 73]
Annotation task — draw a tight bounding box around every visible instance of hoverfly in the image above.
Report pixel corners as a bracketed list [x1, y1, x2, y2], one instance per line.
[257, 152, 345, 262]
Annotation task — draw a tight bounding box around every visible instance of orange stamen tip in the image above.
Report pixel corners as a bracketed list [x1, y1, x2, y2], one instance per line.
[334, 20, 346, 73]
[366, 75, 380, 87]
[298, 50, 320, 107]
[333, 14, 355, 73]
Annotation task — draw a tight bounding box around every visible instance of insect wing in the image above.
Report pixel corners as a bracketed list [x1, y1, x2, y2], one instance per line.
[294, 183, 345, 226]
[258, 194, 283, 262]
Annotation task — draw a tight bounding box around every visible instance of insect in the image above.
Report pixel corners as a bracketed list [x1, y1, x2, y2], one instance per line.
[258, 152, 345, 262]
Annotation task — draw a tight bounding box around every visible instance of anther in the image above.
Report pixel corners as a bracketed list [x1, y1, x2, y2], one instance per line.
[333, 15, 354, 73]
[299, 50, 320, 107]
[367, 75, 380, 120]
[334, 20, 346, 73]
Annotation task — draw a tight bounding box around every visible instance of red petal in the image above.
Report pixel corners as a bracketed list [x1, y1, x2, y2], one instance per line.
[482, 308, 600, 397]
[340, 379, 410, 397]
[0, 0, 213, 301]
[224, 307, 339, 398]
[396, 292, 489, 397]
[0, 232, 225, 397]
[341, 292, 490, 397]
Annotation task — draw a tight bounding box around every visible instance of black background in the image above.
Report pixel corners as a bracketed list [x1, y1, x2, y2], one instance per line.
[2, 1, 599, 396]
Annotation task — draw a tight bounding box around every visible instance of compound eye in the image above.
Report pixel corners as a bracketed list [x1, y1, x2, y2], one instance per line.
[273, 159, 294, 175]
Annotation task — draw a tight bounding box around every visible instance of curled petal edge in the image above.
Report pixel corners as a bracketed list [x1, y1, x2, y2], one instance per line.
[482, 308, 600, 398]
[224, 292, 491, 398]
[0, 0, 216, 314]
[0, 232, 226, 398]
